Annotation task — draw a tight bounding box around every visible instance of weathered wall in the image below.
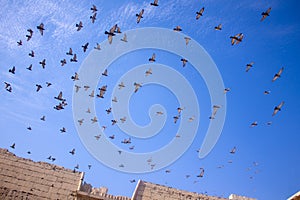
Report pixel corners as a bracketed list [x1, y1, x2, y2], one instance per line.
[0, 148, 83, 200]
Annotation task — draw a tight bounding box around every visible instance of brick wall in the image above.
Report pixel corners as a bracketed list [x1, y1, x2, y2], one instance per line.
[0, 148, 83, 200]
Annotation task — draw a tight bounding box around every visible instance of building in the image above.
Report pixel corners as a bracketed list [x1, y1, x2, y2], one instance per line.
[0, 148, 255, 200]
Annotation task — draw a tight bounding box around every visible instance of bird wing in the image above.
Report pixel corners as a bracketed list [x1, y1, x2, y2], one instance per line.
[277, 67, 284, 76]
[108, 35, 113, 44]
[266, 7, 272, 14]
[278, 101, 284, 109]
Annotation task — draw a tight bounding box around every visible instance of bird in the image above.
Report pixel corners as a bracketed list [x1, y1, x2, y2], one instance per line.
[27, 151, 31, 154]
[264, 90, 271, 95]
[145, 68, 152, 76]
[250, 121, 258, 127]
[173, 115, 180, 123]
[118, 82, 125, 89]
[224, 88, 230, 93]
[60, 127, 66, 133]
[69, 148, 75, 155]
[46, 82, 52, 87]
[119, 164, 124, 168]
[134, 82, 142, 93]
[266, 121, 272, 125]
[150, 0, 159, 6]
[121, 138, 131, 144]
[129, 145, 135, 150]
[261, 7, 271, 21]
[136, 9, 144, 23]
[272, 67, 284, 82]
[230, 146, 236, 154]
[130, 179, 136, 183]
[70, 54, 78, 62]
[27, 126, 32, 131]
[90, 13, 97, 23]
[6, 85, 12, 92]
[54, 103, 64, 110]
[95, 134, 101, 140]
[60, 59, 67, 66]
[173, 26, 182, 32]
[111, 119, 117, 125]
[165, 169, 171, 173]
[36, 84, 42, 92]
[156, 111, 163, 115]
[28, 50, 34, 57]
[112, 96, 118, 103]
[97, 85, 107, 98]
[27, 64, 32, 71]
[91, 117, 98, 123]
[75, 85, 81, 93]
[9, 66, 15, 74]
[105, 107, 112, 114]
[88, 165, 92, 169]
[10, 143, 15, 149]
[196, 7, 205, 20]
[272, 101, 284, 116]
[181, 58, 188, 67]
[109, 135, 115, 139]
[102, 69, 108, 76]
[76, 21, 83, 31]
[91, 5, 97, 13]
[17, 40, 22, 46]
[78, 119, 84, 126]
[71, 72, 79, 81]
[197, 168, 205, 177]
[39, 59, 46, 69]
[82, 42, 89, 52]
[105, 24, 117, 44]
[54, 91, 65, 101]
[121, 33, 128, 42]
[214, 24, 222, 31]
[149, 53, 156, 62]
[230, 33, 244, 45]
[188, 116, 195, 122]
[89, 90, 94, 98]
[94, 43, 101, 50]
[26, 29, 33, 41]
[86, 108, 91, 113]
[4, 82, 11, 89]
[120, 117, 126, 123]
[66, 48, 73, 55]
[37, 23, 45, 35]
[246, 62, 254, 72]
[177, 107, 184, 114]
[83, 85, 90, 91]
[74, 164, 79, 169]
[184, 37, 191, 45]
[209, 105, 221, 119]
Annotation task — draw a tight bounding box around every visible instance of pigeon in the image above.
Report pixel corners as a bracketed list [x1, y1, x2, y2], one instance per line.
[214, 24, 222, 31]
[134, 82, 142, 93]
[150, 0, 158, 6]
[130, 179, 136, 183]
[4, 82, 11, 89]
[196, 7, 205, 20]
[40, 115, 46, 121]
[121, 33, 128, 42]
[76, 21, 83, 31]
[91, 5, 97, 13]
[90, 13, 97, 23]
[27, 126, 32, 130]
[197, 168, 205, 177]
[83, 85, 90, 91]
[105, 107, 112, 114]
[26, 29, 33, 41]
[88, 165, 92, 169]
[9, 66, 15, 74]
[111, 119, 117, 125]
[173, 26, 182, 32]
[95, 134, 101, 140]
[230, 33, 244, 45]
[10, 143, 15, 149]
[261, 7, 271, 21]
[60, 59, 67, 66]
[89, 90, 94, 98]
[173, 115, 180, 123]
[118, 82, 125, 89]
[36, 84, 42, 92]
[54, 91, 65, 101]
[177, 107, 184, 114]
[209, 105, 221, 119]
[120, 117, 126, 123]
[250, 121, 258, 127]
[264, 90, 271, 95]
[102, 69, 108, 76]
[149, 53, 156, 62]
[224, 88, 230, 93]
[165, 169, 171, 173]
[91, 117, 98, 123]
[272, 101, 284, 116]
[27, 64, 32, 71]
[75, 85, 81, 93]
[272, 67, 284, 82]
[71, 72, 79, 81]
[230, 146, 236, 154]
[69, 148, 75, 155]
[70, 54, 78, 62]
[145, 68, 152, 76]
[184, 37, 191, 45]
[136, 9, 144, 23]
[66, 48, 73, 55]
[39, 59, 46, 69]
[78, 119, 84, 126]
[105, 24, 117, 44]
[109, 135, 115, 139]
[246, 62, 254, 72]
[60, 127, 66, 133]
[94, 43, 101, 50]
[82, 42, 89, 52]
[112, 96, 118, 103]
[17, 40, 22, 46]
[29, 50, 34, 57]
[37, 23, 45, 35]
[181, 58, 188, 67]
[156, 111, 163, 115]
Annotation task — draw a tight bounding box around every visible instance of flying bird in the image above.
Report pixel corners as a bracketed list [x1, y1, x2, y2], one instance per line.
[70, 54, 78, 62]
[111, 119, 117, 125]
[4, 82, 11, 89]
[121, 138, 131, 144]
[246, 62, 254, 72]
[102, 69, 108, 76]
[184, 37, 191, 45]
[150, 0, 159, 6]
[230, 146, 236, 154]
[91, 116, 98, 123]
[71, 72, 79, 81]
[214, 24, 222, 31]
[173, 115, 180, 123]
[76, 21, 83, 31]
[39, 59, 46, 69]
[35, 84, 42, 92]
[120, 117, 126, 123]
[181, 58, 188, 67]
[29, 50, 34, 57]
[105, 24, 117, 44]
[26, 29, 33, 41]
[69, 148, 75, 155]
[27, 64, 32, 71]
[118, 82, 125, 89]
[60, 59, 67, 66]
[9, 66, 15, 74]
[250, 121, 258, 127]
[46, 82, 52, 87]
[90, 13, 97, 23]
[197, 168, 205, 177]
[82, 42, 89, 52]
[196, 7, 205, 20]
[261, 7, 271, 21]
[78, 119, 84, 126]
[177, 107, 184, 114]
[156, 111, 163, 115]
[145, 68, 152, 76]
[112, 96, 118, 103]
[91, 5, 97, 13]
[272, 101, 284, 116]
[106, 107, 112, 114]
[149, 53, 156, 62]
[109, 135, 115, 139]
[173, 26, 182, 32]
[37, 23, 45, 35]
[121, 33, 128, 42]
[264, 90, 271, 95]
[272, 67, 284, 82]
[10, 143, 15, 149]
[17, 40, 22, 46]
[94, 43, 101, 50]
[54, 91, 65, 101]
[230, 33, 244, 45]
[224, 88, 230, 93]
[130, 179, 136, 183]
[75, 85, 81, 93]
[95, 134, 101, 140]
[136, 9, 144, 23]
[134, 82, 142, 93]
[66, 48, 73, 55]
[89, 90, 94, 98]
[209, 105, 220, 119]
[60, 127, 66, 133]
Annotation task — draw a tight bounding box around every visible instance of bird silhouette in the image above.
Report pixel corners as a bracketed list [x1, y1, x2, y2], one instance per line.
[184, 37, 191, 45]
[17, 40, 22, 46]
[173, 26, 182, 31]
[136, 9, 144, 23]
[111, 119, 117, 125]
[78, 119, 84, 126]
[37, 23, 45, 35]
[66, 48, 73, 55]
[120, 117, 126, 123]
[109, 135, 115, 139]
[224, 88, 230, 93]
[90, 13, 97, 23]
[214, 24, 222, 31]
[209, 105, 221, 119]
[71, 72, 79, 81]
[28, 50, 34, 57]
[173, 115, 180, 123]
[106, 107, 112, 114]
[272, 101, 284, 116]
[149, 53, 156, 62]
[197, 168, 205, 177]
[60, 59, 67, 66]
[250, 121, 258, 127]
[102, 69, 108, 76]
[27, 64, 32, 71]
[246, 62, 254, 72]
[26, 29, 33, 41]
[39, 59, 46, 69]
[70, 54, 78, 62]
[82, 42, 89, 52]
[261, 7, 271, 21]
[69, 148, 75, 155]
[94, 43, 101, 50]
[230, 146, 236, 154]
[230, 33, 244, 45]
[60, 127, 66, 133]
[121, 33, 128, 42]
[10, 143, 15, 149]
[76, 21, 83, 31]
[75, 85, 81, 93]
[9, 66, 15, 74]
[91, 117, 98, 123]
[118, 82, 125, 89]
[145, 68, 152, 76]
[89, 90, 94, 98]
[134, 82, 142, 93]
[36, 84, 42, 92]
[196, 7, 205, 20]
[272, 67, 284, 82]
[54, 91, 65, 101]
[181, 58, 188, 67]
[150, 0, 158, 6]
[105, 24, 118, 44]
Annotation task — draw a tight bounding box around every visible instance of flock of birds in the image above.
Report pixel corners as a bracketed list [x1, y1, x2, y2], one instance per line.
[3, 0, 286, 194]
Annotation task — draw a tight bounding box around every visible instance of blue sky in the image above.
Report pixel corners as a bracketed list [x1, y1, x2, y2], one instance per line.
[1, 0, 300, 199]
